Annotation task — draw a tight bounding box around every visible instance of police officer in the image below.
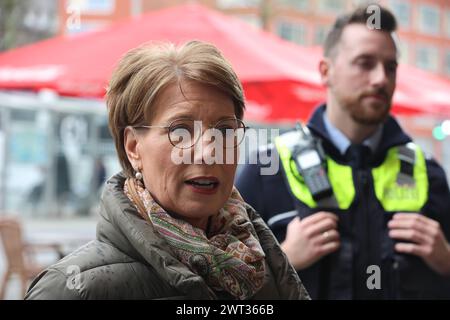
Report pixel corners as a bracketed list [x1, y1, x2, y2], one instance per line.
[236, 5, 450, 299]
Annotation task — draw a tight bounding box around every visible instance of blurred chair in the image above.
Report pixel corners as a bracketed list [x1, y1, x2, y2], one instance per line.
[0, 216, 61, 299]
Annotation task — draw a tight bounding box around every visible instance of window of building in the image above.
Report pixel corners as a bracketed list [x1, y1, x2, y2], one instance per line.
[278, 0, 309, 12]
[66, 21, 108, 35]
[389, 0, 411, 29]
[234, 14, 263, 29]
[11, 109, 36, 122]
[416, 45, 439, 72]
[314, 25, 330, 45]
[66, 0, 116, 15]
[318, 0, 346, 14]
[446, 10, 450, 38]
[351, 0, 372, 5]
[417, 4, 440, 35]
[397, 40, 410, 64]
[442, 136, 450, 183]
[276, 20, 308, 45]
[446, 50, 450, 76]
[216, 0, 261, 9]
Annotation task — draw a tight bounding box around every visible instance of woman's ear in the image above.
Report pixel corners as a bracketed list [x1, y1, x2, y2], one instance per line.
[124, 127, 141, 170]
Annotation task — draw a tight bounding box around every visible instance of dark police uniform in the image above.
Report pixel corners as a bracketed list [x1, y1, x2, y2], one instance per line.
[236, 105, 450, 299]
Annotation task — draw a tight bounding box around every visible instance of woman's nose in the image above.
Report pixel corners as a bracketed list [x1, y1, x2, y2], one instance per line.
[192, 128, 220, 165]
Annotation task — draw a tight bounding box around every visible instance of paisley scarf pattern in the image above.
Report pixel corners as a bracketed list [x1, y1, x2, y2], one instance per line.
[124, 177, 266, 300]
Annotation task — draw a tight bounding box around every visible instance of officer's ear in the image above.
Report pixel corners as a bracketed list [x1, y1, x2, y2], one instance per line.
[319, 58, 331, 87]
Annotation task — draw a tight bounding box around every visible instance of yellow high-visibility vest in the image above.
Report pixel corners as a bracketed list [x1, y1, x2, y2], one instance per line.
[275, 134, 428, 211]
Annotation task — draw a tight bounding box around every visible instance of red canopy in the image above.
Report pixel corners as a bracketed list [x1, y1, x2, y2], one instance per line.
[0, 4, 449, 122]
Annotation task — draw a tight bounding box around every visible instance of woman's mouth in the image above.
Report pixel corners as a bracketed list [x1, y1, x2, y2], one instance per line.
[185, 177, 220, 194]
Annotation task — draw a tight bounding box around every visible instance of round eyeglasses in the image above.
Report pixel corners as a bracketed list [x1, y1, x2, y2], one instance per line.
[131, 118, 248, 149]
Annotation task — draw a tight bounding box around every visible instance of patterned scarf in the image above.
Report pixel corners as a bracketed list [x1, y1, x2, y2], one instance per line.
[124, 177, 266, 300]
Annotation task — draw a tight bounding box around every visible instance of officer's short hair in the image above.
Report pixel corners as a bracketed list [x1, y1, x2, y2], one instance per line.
[324, 4, 398, 58]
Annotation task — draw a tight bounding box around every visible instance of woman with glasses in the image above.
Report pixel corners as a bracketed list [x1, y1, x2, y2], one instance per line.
[25, 41, 309, 300]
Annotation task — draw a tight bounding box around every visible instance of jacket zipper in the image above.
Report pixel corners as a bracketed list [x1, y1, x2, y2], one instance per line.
[356, 169, 372, 298]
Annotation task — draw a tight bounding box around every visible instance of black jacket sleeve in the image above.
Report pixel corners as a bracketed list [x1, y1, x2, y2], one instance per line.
[236, 163, 265, 218]
[422, 158, 450, 241]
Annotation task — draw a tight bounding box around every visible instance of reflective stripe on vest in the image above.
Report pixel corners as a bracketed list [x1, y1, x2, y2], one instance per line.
[275, 134, 428, 211]
[275, 135, 355, 209]
[372, 143, 428, 212]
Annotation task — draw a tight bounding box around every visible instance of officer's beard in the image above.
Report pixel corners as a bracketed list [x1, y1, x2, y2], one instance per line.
[344, 89, 392, 126]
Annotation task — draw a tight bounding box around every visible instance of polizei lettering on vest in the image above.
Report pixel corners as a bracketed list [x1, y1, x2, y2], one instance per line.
[383, 186, 419, 200]
[176, 304, 210, 317]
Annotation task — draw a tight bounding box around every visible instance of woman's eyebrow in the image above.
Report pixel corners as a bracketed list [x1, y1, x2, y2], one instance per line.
[165, 113, 194, 123]
[160, 105, 195, 123]
[214, 116, 238, 122]
[163, 113, 237, 124]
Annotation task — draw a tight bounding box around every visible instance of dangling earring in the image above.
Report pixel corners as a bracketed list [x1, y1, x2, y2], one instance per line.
[135, 169, 143, 181]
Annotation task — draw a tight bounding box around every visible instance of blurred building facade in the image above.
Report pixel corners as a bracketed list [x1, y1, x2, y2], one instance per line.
[58, 0, 450, 80]
[0, 92, 117, 217]
[1, 1, 449, 218]
[0, 0, 59, 51]
[55, 1, 450, 180]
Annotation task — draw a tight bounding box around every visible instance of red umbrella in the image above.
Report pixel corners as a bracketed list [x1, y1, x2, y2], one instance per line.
[0, 4, 449, 122]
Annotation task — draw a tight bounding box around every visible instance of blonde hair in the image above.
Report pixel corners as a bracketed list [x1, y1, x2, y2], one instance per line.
[106, 41, 245, 177]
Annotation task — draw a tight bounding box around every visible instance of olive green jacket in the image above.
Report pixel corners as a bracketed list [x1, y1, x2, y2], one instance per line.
[25, 173, 309, 300]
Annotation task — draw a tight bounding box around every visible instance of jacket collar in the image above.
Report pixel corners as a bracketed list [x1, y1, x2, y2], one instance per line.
[96, 172, 291, 299]
[322, 113, 383, 155]
[97, 172, 214, 299]
[307, 104, 413, 163]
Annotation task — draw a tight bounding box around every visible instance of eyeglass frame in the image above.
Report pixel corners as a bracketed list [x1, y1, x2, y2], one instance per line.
[129, 117, 249, 149]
